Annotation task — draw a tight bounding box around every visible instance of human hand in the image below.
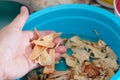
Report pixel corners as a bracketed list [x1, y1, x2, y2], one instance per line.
[0, 6, 66, 80]
[0, 6, 37, 80]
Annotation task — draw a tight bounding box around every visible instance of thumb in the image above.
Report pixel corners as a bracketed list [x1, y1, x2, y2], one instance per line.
[9, 6, 29, 30]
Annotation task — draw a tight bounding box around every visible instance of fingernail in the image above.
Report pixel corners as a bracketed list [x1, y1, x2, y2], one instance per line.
[20, 6, 27, 14]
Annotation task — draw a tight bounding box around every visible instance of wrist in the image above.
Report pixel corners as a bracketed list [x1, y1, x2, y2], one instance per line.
[0, 62, 12, 80]
[0, 63, 4, 80]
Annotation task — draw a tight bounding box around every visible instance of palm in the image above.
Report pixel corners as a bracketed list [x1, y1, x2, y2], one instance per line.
[0, 25, 55, 79]
[0, 26, 36, 79]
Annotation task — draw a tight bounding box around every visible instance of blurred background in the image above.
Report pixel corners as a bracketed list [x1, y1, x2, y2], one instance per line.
[0, 0, 115, 29]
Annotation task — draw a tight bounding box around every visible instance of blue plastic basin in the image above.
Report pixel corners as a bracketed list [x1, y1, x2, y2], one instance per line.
[23, 4, 120, 80]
